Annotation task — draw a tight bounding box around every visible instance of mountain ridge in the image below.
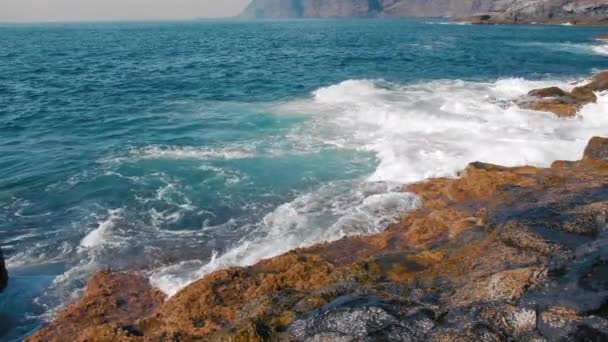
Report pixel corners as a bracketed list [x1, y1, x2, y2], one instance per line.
[240, 0, 608, 24]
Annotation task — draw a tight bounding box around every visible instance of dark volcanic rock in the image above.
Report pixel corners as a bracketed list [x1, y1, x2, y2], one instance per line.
[288, 296, 436, 341]
[0, 249, 7, 293]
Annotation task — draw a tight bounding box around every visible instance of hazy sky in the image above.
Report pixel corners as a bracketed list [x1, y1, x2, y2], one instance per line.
[0, 0, 251, 21]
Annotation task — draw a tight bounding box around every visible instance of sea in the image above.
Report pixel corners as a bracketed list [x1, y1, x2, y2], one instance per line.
[1, 18, 608, 341]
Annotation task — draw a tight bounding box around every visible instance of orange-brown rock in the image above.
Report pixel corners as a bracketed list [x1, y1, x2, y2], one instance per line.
[599, 34, 608, 40]
[528, 86, 568, 98]
[27, 271, 165, 342]
[584, 136, 608, 161]
[529, 98, 580, 117]
[28, 137, 608, 341]
[526, 71, 607, 117]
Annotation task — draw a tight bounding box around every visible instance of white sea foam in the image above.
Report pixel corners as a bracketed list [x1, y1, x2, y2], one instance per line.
[280, 77, 608, 183]
[151, 181, 420, 295]
[79, 209, 125, 249]
[592, 41, 608, 56]
[131, 145, 256, 160]
[152, 75, 608, 296]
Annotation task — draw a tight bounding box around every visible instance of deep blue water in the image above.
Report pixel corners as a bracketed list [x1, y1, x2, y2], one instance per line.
[1, 19, 608, 341]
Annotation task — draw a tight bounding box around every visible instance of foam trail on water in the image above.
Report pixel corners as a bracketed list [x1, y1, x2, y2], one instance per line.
[151, 182, 420, 295]
[80, 209, 125, 249]
[592, 41, 608, 56]
[151, 76, 608, 296]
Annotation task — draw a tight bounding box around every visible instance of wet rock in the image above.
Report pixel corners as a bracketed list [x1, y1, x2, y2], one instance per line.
[538, 306, 608, 341]
[570, 86, 598, 103]
[288, 296, 436, 341]
[528, 86, 569, 98]
[449, 267, 544, 307]
[0, 249, 7, 293]
[454, 14, 493, 24]
[599, 34, 608, 40]
[26, 271, 165, 342]
[28, 137, 608, 342]
[583, 71, 608, 92]
[584, 136, 608, 161]
[529, 98, 580, 117]
[525, 71, 607, 117]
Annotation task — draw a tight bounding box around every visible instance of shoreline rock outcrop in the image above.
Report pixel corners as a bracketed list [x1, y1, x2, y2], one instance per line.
[0, 249, 7, 293]
[525, 71, 608, 117]
[240, 0, 608, 25]
[27, 136, 608, 341]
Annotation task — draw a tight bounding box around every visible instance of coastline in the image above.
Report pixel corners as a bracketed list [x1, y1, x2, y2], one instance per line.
[28, 131, 608, 340]
[7, 24, 608, 341]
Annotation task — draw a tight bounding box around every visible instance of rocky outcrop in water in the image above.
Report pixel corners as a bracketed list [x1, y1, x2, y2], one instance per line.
[457, 0, 608, 25]
[241, 0, 608, 24]
[0, 249, 7, 293]
[523, 71, 608, 117]
[27, 135, 608, 341]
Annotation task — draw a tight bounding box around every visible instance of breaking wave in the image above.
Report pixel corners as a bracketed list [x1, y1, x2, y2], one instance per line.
[150, 76, 608, 295]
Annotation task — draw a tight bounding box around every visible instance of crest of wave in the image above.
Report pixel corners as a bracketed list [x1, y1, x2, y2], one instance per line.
[151, 76, 608, 296]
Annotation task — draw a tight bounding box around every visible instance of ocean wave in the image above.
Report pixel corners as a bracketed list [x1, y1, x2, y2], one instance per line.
[130, 145, 257, 160]
[79, 208, 125, 249]
[592, 40, 608, 56]
[280, 77, 608, 183]
[149, 75, 608, 296]
[150, 181, 420, 295]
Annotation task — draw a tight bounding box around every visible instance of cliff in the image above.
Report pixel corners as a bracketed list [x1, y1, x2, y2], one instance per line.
[459, 0, 608, 24]
[241, 0, 608, 25]
[239, 0, 499, 18]
[28, 130, 608, 341]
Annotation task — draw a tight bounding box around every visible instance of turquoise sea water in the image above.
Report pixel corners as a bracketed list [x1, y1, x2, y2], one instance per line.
[1, 19, 608, 340]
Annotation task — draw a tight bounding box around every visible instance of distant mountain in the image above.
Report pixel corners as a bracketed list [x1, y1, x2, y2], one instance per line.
[240, 0, 496, 18]
[240, 0, 608, 25]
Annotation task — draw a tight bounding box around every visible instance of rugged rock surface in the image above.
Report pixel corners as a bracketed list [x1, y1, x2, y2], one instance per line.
[241, 0, 608, 24]
[27, 136, 608, 341]
[241, 0, 502, 18]
[473, 0, 608, 25]
[525, 71, 608, 117]
[0, 249, 7, 293]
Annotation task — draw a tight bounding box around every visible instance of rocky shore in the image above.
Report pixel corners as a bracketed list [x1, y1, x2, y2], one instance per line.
[524, 71, 608, 117]
[241, 0, 608, 25]
[455, 0, 608, 25]
[0, 249, 7, 293]
[26, 129, 608, 341]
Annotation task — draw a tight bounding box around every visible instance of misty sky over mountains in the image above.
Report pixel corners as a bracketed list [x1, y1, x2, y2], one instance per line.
[0, 0, 251, 21]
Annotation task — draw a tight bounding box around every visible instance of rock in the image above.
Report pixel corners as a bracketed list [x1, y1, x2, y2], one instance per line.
[583, 71, 608, 92]
[26, 271, 165, 342]
[599, 34, 608, 40]
[528, 86, 569, 98]
[570, 85, 598, 102]
[0, 249, 7, 293]
[529, 98, 579, 117]
[584, 136, 608, 161]
[526, 71, 608, 117]
[453, 14, 493, 24]
[288, 296, 436, 341]
[242, 0, 608, 23]
[28, 137, 608, 342]
[449, 267, 544, 307]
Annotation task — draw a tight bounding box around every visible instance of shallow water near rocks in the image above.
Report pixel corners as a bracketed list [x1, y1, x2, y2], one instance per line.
[1, 19, 608, 341]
